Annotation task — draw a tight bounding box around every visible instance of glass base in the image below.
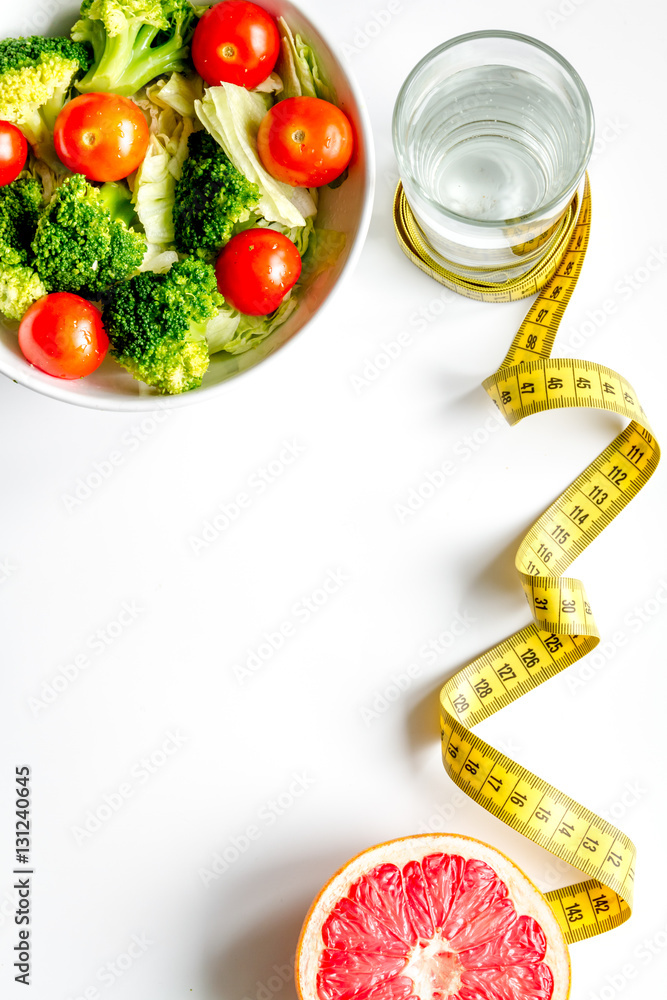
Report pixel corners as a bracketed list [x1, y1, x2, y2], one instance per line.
[402, 180, 583, 285]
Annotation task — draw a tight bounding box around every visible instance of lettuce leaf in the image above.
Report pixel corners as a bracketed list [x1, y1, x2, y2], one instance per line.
[133, 74, 200, 144]
[25, 154, 59, 203]
[194, 84, 315, 229]
[208, 297, 299, 356]
[276, 18, 335, 103]
[131, 74, 198, 249]
[253, 72, 284, 96]
[275, 27, 300, 100]
[285, 215, 315, 256]
[233, 214, 315, 257]
[205, 307, 242, 355]
[300, 227, 347, 282]
[131, 119, 196, 248]
[132, 135, 177, 246]
[140, 248, 180, 274]
[150, 72, 204, 119]
[206, 219, 345, 357]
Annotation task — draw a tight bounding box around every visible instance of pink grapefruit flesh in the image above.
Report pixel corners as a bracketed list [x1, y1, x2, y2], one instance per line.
[296, 834, 570, 1000]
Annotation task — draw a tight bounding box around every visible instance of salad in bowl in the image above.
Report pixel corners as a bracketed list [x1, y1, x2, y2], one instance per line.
[0, 0, 373, 408]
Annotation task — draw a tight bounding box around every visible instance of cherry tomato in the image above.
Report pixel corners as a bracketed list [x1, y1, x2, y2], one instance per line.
[54, 93, 150, 182]
[0, 121, 28, 186]
[215, 229, 302, 315]
[192, 0, 280, 89]
[18, 293, 109, 379]
[257, 96, 353, 187]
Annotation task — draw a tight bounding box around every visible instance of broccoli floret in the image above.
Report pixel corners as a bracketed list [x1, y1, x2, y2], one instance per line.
[0, 177, 43, 267]
[103, 257, 223, 393]
[0, 36, 91, 166]
[72, 0, 201, 97]
[0, 266, 48, 322]
[32, 173, 146, 298]
[0, 177, 47, 321]
[173, 130, 260, 261]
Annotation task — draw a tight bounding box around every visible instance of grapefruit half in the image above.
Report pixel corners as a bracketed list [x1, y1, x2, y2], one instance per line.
[296, 834, 570, 1000]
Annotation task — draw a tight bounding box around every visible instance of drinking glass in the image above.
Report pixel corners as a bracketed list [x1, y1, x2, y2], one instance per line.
[392, 31, 595, 281]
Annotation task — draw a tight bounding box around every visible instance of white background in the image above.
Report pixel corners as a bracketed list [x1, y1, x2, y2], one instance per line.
[1, 1, 667, 999]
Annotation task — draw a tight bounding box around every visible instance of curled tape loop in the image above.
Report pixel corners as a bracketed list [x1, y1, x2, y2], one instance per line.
[395, 176, 660, 942]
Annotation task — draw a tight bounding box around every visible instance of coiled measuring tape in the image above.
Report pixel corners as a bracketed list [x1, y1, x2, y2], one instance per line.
[393, 182, 581, 302]
[394, 175, 660, 943]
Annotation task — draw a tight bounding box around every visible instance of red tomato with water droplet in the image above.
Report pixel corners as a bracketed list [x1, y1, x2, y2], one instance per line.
[257, 96, 353, 187]
[0, 121, 28, 185]
[215, 229, 302, 315]
[192, 0, 280, 89]
[54, 93, 149, 182]
[19, 293, 109, 379]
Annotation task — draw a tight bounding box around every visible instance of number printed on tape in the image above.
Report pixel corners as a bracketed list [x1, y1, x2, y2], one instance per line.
[396, 177, 659, 945]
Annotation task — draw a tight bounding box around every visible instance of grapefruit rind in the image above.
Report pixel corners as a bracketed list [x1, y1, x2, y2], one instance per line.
[296, 833, 570, 1000]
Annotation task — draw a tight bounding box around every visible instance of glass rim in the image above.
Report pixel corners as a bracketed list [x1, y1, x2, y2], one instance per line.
[392, 29, 595, 230]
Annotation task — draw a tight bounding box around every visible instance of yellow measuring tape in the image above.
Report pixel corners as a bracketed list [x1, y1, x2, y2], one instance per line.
[394, 176, 660, 944]
[393, 182, 581, 302]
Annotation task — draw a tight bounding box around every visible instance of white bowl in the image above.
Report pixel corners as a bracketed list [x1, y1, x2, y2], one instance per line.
[0, 0, 374, 410]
